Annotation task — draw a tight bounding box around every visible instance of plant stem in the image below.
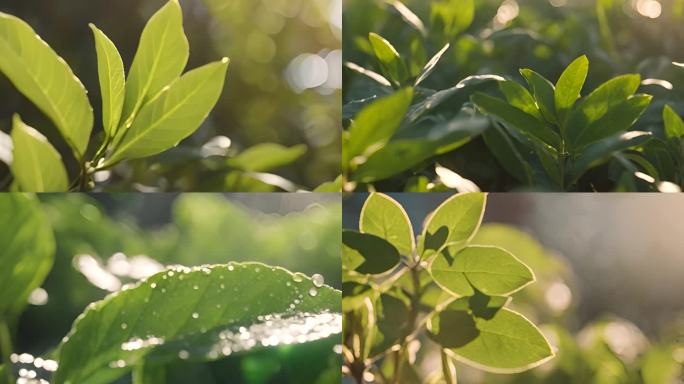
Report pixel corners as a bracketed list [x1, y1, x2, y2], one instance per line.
[0, 320, 15, 383]
[391, 265, 421, 384]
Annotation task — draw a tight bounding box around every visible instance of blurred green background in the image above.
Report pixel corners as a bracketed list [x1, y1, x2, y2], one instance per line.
[16, 193, 341, 383]
[344, 193, 684, 383]
[0, 0, 341, 191]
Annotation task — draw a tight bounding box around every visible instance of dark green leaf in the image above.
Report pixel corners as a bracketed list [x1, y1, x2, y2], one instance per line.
[472, 92, 560, 148]
[520, 69, 558, 125]
[482, 124, 533, 184]
[570, 131, 653, 181]
[342, 230, 400, 275]
[352, 139, 434, 183]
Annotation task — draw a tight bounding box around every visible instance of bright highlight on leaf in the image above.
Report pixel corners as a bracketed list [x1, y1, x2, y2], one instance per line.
[55, 263, 341, 384]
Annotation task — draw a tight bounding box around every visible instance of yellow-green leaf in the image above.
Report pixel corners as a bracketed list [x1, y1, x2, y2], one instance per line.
[90, 24, 125, 138]
[11, 115, 69, 192]
[0, 12, 93, 158]
[105, 59, 229, 165]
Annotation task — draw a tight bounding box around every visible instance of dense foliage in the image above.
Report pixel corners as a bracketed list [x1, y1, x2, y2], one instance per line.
[343, 0, 684, 192]
[342, 192, 684, 383]
[0, 194, 342, 383]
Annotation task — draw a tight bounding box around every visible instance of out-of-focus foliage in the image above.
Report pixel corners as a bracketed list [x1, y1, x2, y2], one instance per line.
[343, 0, 684, 192]
[342, 193, 684, 383]
[1, 193, 341, 384]
[0, 0, 341, 191]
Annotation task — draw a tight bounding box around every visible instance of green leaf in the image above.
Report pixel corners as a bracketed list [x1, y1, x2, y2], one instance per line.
[368, 33, 407, 87]
[352, 139, 435, 183]
[11, 115, 69, 192]
[0, 193, 55, 316]
[360, 193, 414, 256]
[554, 55, 589, 122]
[120, 0, 189, 126]
[90, 24, 126, 139]
[342, 230, 400, 275]
[431, 0, 475, 37]
[520, 69, 558, 125]
[421, 193, 486, 256]
[663, 105, 684, 139]
[499, 80, 543, 121]
[566, 74, 641, 147]
[429, 246, 534, 297]
[482, 124, 533, 184]
[105, 59, 229, 165]
[228, 144, 307, 172]
[573, 94, 652, 148]
[346, 88, 414, 161]
[641, 345, 681, 384]
[313, 175, 343, 192]
[415, 43, 450, 86]
[428, 299, 553, 373]
[570, 131, 653, 181]
[0, 12, 93, 158]
[472, 92, 560, 148]
[370, 294, 410, 356]
[54, 263, 341, 384]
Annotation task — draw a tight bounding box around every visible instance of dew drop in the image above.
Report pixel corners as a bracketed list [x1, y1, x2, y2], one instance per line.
[286, 282, 292, 287]
[312, 274, 324, 287]
[193, 285, 199, 290]
[255, 267, 261, 273]
[289, 303, 296, 309]
[121, 323, 128, 330]
[309, 288, 318, 297]
[192, 312, 199, 319]
[220, 284, 225, 289]
[161, 288, 166, 293]
[292, 274, 303, 283]
[150, 283, 157, 289]
[178, 350, 189, 360]
[228, 265, 235, 271]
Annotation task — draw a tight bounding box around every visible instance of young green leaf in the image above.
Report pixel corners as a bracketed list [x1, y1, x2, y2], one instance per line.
[11, 116, 69, 192]
[565, 74, 641, 147]
[360, 193, 414, 256]
[0, 12, 93, 158]
[105, 59, 229, 166]
[346, 88, 414, 161]
[499, 80, 543, 121]
[554, 55, 589, 122]
[368, 33, 408, 87]
[520, 69, 558, 125]
[90, 24, 126, 138]
[343, 230, 401, 275]
[428, 299, 553, 373]
[120, 0, 190, 127]
[573, 94, 652, 148]
[313, 175, 343, 192]
[663, 105, 684, 139]
[421, 193, 486, 256]
[430, 0, 475, 37]
[429, 246, 534, 297]
[54, 263, 341, 384]
[227, 144, 307, 172]
[471, 92, 561, 148]
[0, 193, 55, 317]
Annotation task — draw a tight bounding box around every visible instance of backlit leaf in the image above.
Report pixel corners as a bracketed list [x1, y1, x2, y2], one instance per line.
[105, 59, 229, 165]
[368, 33, 407, 87]
[0, 12, 93, 158]
[428, 299, 553, 373]
[227, 144, 307, 172]
[554, 55, 589, 122]
[90, 24, 126, 138]
[11, 115, 69, 192]
[429, 246, 534, 297]
[119, 0, 189, 127]
[360, 193, 414, 256]
[421, 193, 486, 256]
[663, 105, 684, 139]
